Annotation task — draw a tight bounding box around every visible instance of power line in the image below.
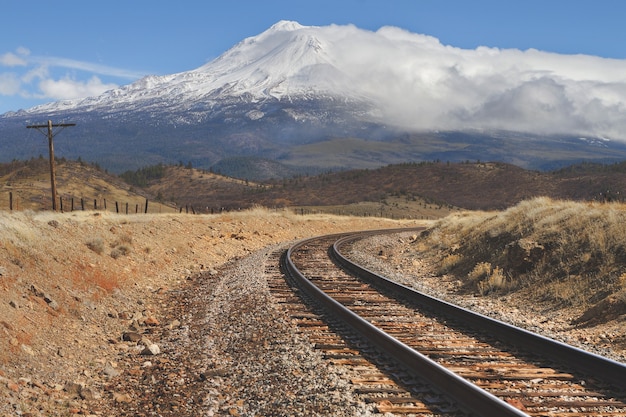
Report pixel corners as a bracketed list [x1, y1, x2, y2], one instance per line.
[26, 120, 76, 211]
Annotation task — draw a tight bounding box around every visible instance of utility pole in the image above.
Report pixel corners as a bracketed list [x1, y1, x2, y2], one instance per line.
[26, 120, 76, 211]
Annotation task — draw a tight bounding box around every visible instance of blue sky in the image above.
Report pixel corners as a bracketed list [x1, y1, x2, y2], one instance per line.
[1, 0, 625, 114]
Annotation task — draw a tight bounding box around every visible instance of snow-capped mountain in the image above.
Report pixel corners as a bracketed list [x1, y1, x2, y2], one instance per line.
[3, 20, 626, 177]
[15, 21, 369, 118]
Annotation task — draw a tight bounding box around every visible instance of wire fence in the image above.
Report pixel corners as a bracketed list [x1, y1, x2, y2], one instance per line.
[3, 191, 196, 214]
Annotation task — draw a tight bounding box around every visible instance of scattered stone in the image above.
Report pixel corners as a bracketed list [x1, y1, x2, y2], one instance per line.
[79, 386, 96, 401]
[144, 316, 159, 326]
[21, 344, 35, 356]
[128, 320, 142, 332]
[30, 284, 45, 298]
[31, 380, 47, 391]
[505, 238, 544, 273]
[113, 392, 132, 403]
[65, 382, 82, 397]
[141, 343, 160, 356]
[103, 363, 121, 378]
[122, 332, 142, 342]
[29, 284, 59, 310]
[168, 319, 181, 329]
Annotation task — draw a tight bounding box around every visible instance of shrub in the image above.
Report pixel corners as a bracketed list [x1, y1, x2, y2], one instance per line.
[437, 253, 462, 274]
[477, 266, 507, 295]
[110, 245, 131, 259]
[86, 238, 105, 255]
[468, 262, 492, 282]
[419, 198, 626, 307]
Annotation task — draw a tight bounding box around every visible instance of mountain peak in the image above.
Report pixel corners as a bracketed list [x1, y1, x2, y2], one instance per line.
[267, 20, 306, 32]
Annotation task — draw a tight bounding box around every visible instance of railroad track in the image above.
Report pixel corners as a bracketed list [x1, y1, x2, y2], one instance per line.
[270, 230, 626, 416]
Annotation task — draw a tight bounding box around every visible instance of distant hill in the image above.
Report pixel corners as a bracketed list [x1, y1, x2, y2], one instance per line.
[2, 159, 626, 214]
[135, 160, 626, 212]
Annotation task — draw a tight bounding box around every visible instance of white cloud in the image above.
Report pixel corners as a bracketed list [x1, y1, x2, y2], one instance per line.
[37, 75, 118, 100]
[28, 55, 145, 80]
[0, 46, 144, 110]
[21, 64, 49, 84]
[0, 52, 27, 67]
[310, 24, 626, 138]
[0, 73, 21, 95]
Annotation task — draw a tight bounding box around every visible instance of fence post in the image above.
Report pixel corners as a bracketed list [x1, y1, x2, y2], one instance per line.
[144, 198, 149, 214]
[59, 196, 63, 213]
[81, 198, 85, 211]
[9, 192, 13, 211]
[115, 201, 119, 213]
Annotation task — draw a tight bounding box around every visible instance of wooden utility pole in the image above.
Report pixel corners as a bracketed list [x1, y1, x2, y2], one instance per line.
[26, 120, 76, 211]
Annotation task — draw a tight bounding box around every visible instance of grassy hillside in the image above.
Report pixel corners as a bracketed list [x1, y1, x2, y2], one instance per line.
[417, 197, 626, 327]
[0, 158, 172, 213]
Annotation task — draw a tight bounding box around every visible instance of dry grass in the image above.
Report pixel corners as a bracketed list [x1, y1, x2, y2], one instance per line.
[420, 197, 626, 313]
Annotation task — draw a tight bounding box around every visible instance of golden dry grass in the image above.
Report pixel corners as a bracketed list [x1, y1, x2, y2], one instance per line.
[420, 197, 626, 314]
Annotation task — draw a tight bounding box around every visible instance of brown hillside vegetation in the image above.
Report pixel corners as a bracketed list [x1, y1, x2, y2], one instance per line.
[142, 161, 626, 212]
[3, 159, 626, 214]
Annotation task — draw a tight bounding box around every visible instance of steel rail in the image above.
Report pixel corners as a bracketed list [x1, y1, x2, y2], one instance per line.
[285, 232, 529, 417]
[332, 231, 626, 389]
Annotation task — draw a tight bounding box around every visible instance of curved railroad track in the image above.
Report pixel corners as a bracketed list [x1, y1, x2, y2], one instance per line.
[273, 229, 626, 416]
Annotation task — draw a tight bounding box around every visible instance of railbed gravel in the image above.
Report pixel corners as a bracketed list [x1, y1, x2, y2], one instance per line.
[104, 243, 376, 417]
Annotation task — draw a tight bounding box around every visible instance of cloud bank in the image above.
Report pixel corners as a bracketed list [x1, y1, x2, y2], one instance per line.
[319, 25, 626, 139]
[214, 22, 626, 139]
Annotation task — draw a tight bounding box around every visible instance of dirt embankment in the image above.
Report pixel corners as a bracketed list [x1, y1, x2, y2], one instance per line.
[0, 208, 417, 416]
